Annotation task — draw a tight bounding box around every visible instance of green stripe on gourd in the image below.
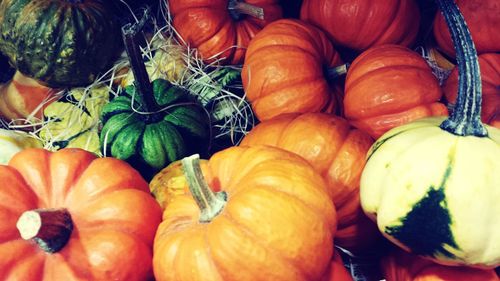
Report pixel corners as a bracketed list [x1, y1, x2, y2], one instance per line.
[0, 0, 120, 87]
[100, 14, 210, 181]
[359, 0, 500, 267]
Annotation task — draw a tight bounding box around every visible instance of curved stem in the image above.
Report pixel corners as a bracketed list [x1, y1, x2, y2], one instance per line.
[228, 0, 265, 20]
[16, 208, 73, 253]
[436, 0, 487, 137]
[122, 8, 159, 122]
[181, 154, 227, 223]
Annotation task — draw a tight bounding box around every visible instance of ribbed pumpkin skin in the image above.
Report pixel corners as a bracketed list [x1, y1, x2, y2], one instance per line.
[443, 53, 500, 128]
[433, 0, 500, 58]
[0, 148, 162, 280]
[242, 19, 343, 121]
[168, 0, 282, 65]
[361, 117, 500, 267]
[153, 146, 337, 281]
[0, 0, 120, 87]
[381, 248, 500, 281]
[100, 79, 209, 179]
[300, 0, 420, 51]
[241, 113, 381, 252]
[344, 44, 448, 139]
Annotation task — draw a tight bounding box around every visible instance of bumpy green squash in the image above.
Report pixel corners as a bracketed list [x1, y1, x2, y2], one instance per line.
[0, 0, 120, 87]
[360, 0, 500, 267]
[100, 79, 210, 180]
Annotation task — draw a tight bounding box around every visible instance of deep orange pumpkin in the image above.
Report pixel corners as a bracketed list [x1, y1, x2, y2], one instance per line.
[242, 19, 344, 121]
[343, 44, 448, 139]
[0, 148, 162, 280]
[381, 248, 500, 281]
[153, 146, 337, 281]
[168, 0, 282, 65]
[321, 250, 354, 281]
[0, 71, 57, 122]
[300, 0, 420, 51]
[443, 53, 499, 128]
[240, 113, 381, 253]
[433, 0, 500, 58]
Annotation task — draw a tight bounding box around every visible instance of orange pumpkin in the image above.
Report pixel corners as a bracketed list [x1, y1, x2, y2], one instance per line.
[433, 0, 500, 58]
[168, 0, 282, 64]
[300, 0, 420, 51]
[242, 19, 344, 121]
[240, 113, 381, 253]
[381, 248, 500, 281]
[443, 53, 500, 128]
[153, 146, 337, 281]
[0, 71, 57, 122]
[344, 44, 448, 139]
[321, 250, 354, 281]
[0, 148, 162, 280]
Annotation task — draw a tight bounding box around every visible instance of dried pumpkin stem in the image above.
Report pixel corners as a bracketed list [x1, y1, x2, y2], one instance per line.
[182, 154, 227, 223]
[436, 0, 487, 137]
[122, 8, 160, 120]
[16, 208, 73, 253]
[325, 63, 350, 82]
[228, 0, 265, 20]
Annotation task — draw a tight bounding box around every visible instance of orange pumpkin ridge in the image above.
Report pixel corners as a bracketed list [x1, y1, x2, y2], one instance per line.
[168, 0, 282, 65]
[0, 148, 162, 281]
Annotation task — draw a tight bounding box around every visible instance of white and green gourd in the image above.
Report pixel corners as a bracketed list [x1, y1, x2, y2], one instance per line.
[0, 129, 42, 164]
[360, 0, 500, 268]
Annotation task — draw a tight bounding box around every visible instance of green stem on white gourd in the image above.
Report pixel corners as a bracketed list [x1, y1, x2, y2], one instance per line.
[436, 0, 487, 137]
[122, 8, 160, 122]
[181, 154, 227, 223]
[228, 0, 265, 20]
[16, 208, 73, 254]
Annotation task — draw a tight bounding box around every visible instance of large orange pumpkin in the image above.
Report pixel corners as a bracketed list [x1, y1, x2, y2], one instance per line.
[343, 44, 448, 139]
[443, 53, 499, 128]
[0, 148, 162, 280]
[153, 146, 337, 281]
[0, 71, 57, 122]
[381, 248, 500, 281]
[240, 113, 381, 253]
[433, 0, 500, 58]
[242, 19, 343, 121]
[168, 0, 282, 65]
[300, 0, 420, 51]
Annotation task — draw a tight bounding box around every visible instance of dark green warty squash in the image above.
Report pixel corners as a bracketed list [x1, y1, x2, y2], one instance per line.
[0, 0, 121, 87]
[100, 78, 210, 180]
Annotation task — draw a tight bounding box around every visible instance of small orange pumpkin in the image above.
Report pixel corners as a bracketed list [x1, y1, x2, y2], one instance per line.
[0, 148, 162, 280]
[443, 53, 499, 128]
[381, 248, 500, 281]
[242, 19, 344, 121]
[344, 44, 448, 139]
[240, 113, 381, 253]
[321, 250, 354, 281]
[168, 0, 282, 64]
[153, 146, 337, 281]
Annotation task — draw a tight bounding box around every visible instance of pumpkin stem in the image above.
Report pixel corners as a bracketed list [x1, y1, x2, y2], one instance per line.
[182, 154, 227, 223]
[228, 0, 265, 20]
[16, 208, 73, 254]
[324, 63, 350, 82]
[122, 8, 160, 122]
[436, 0, 487, 137]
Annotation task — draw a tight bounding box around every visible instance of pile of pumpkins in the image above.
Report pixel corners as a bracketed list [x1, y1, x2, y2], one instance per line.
[0, 0, 498, 280]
